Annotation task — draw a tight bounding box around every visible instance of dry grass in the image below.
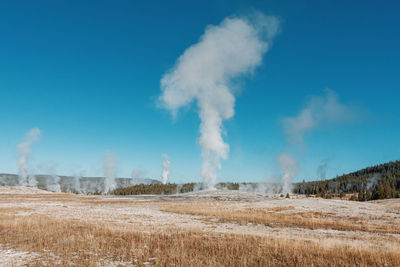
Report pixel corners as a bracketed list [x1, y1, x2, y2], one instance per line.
[268, 206, 295, 212]
[0, 194, 399, 266]
[0, 214, 399, 267]
[160, 202, 400, 234]
[0, 207, 33, 213]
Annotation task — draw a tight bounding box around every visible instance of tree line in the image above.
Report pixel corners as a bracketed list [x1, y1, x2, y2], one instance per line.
[111, 182, 240, 195]
[293, 161, 400, 201]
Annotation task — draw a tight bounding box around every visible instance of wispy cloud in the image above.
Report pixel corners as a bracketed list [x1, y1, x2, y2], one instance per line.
[282, 89, 357, 146]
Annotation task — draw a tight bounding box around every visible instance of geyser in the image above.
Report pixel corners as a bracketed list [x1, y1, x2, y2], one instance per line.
[47, 174, 61, 193]
[103, 150, 117, 193]
[278, 153, 298, 194]
[160, 13, 279, 189]
[317, 160, 328, 180]
[17, 128, 41, 186]
[161, 154, 170, 185]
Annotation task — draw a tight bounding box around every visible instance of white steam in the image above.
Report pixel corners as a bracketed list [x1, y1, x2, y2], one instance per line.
[161, 154, 171, 185]
[17, 128, 41, 186]
[279, 89, 356, 189]
[131, 169, 146, 179]
[283, 89, 356, 146]
[160, 13, 279, 189]
[367, 174, 379, 190]
[73, 175, 81, 193]
[278, 153, 298, 194]
[72, 171, 83, 193]
[103, 151, 117, 194]
[37, 163, 62, 193]
[27, 174, 38, 188]
[47, 174, 61, 193]
[239, 182, 281, 195]
[317, 160, 329, 180]
[131, 169, 145, 179]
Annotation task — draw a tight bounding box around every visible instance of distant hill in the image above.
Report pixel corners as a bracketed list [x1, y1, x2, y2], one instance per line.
[0, 173, 160, 193]
[293, 161, 400, 200]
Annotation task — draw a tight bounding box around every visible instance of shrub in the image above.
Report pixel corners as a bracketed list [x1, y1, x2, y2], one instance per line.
[349, 195, 358, 201]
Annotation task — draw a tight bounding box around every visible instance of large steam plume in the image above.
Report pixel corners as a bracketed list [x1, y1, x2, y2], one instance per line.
[159, 13, 279, 189]
[161, 154, 171, 184]
[278, 153, 298, 194]
[17, 128, 41, 186]
[103, 151, 117, 193]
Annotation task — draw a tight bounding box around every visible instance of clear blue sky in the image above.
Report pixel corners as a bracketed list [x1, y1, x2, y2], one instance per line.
[0, 0, 399, 183]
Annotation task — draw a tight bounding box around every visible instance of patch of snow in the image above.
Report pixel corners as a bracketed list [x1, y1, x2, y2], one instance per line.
[0, 245, 39, 266]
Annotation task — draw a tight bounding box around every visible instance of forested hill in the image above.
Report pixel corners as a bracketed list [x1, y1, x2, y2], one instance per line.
[293, 160, 400, 200]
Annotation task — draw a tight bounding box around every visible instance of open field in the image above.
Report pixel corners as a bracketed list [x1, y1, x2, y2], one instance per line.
[0, 187, 399, 266]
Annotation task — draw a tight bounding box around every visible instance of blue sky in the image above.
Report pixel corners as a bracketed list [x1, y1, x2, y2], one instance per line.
[0, 0, 399, 183]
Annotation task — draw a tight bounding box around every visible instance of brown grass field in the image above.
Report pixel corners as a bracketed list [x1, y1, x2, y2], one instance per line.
[0, 187, 399, 266]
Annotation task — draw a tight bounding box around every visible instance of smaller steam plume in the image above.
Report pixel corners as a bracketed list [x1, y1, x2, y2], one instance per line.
[47, 174, 61, 193]
[278, 153, 298, 194]
[103, 151, 117, 194]
[239, 182, 281, 195]
[69, 169, 85, 193]
[317, 160, 329, 180]
[17, 128, 41, 186]
[367, 174, 379, 190]
[161, 154, 171, 184]
[37, 163, 62, 193]
[27, 174, 38, 188]
[73, 173, 82, 193]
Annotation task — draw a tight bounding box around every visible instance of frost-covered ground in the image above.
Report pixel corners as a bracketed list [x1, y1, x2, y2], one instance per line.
[0, 187, 399, 265]
[0, 185, 53, 194]
[0, 244, 39, 267]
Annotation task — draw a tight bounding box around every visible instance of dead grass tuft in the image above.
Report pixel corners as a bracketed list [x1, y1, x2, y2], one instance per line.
[268, 206, 295, 212]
